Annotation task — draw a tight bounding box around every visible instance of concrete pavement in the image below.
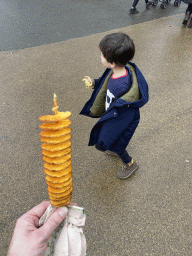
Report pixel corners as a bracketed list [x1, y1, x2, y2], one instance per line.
[1, 13, 192, 255]
[0, 0, 187, 51]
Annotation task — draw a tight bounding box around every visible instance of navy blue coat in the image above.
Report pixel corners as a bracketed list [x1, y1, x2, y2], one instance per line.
[80, 62, 149, 154]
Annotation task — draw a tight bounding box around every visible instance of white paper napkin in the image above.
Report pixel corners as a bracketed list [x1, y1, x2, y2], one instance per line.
[39, 204, 86, 256]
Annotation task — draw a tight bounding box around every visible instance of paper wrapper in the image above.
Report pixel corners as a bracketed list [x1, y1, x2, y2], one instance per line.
[39, 205, 86, 256]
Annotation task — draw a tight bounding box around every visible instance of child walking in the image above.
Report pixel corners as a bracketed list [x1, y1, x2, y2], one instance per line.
[80, 33, 149, 179]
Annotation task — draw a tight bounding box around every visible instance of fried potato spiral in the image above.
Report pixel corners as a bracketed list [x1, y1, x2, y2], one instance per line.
[39, 94, 73, 207]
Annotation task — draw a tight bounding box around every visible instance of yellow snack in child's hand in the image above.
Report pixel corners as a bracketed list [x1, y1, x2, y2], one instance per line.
[82, 78, 91, 88]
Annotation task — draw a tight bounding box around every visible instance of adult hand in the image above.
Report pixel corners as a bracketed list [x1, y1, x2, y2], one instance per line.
[7, 201, 68, 256]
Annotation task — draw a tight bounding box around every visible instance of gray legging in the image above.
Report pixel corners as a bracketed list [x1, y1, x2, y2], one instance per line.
[132, 0, 149, 8]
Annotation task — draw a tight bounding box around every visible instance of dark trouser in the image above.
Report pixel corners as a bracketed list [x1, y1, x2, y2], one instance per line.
[186, 4, 192, 14]
[132, 0, 149, 8]
[95, 143, 132, 164]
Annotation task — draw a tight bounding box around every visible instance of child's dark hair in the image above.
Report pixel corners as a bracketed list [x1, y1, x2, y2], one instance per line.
[99, 33, 135, 67]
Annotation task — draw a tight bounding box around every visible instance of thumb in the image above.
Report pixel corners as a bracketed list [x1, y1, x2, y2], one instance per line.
[41, 207, 68, 239]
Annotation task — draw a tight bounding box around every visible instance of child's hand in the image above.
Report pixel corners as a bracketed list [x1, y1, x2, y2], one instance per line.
[82, 76, 92, 88]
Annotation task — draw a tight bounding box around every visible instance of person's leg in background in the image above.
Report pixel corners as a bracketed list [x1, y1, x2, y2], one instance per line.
[129, 0, 152, 14]
[129, 0, 140, 14]
[187, 4, 192, 28]
[182, 4, 192, 26]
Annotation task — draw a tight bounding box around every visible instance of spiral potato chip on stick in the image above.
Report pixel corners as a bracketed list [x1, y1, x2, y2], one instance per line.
[39, 94, 72, 207]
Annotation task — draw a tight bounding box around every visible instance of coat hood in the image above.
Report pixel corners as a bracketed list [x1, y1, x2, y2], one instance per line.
[114, 62, 149, 109]
[80, 62, 149, 118]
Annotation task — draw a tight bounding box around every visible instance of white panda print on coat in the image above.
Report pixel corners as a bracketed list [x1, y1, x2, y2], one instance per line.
[105, 89, 115, 110]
